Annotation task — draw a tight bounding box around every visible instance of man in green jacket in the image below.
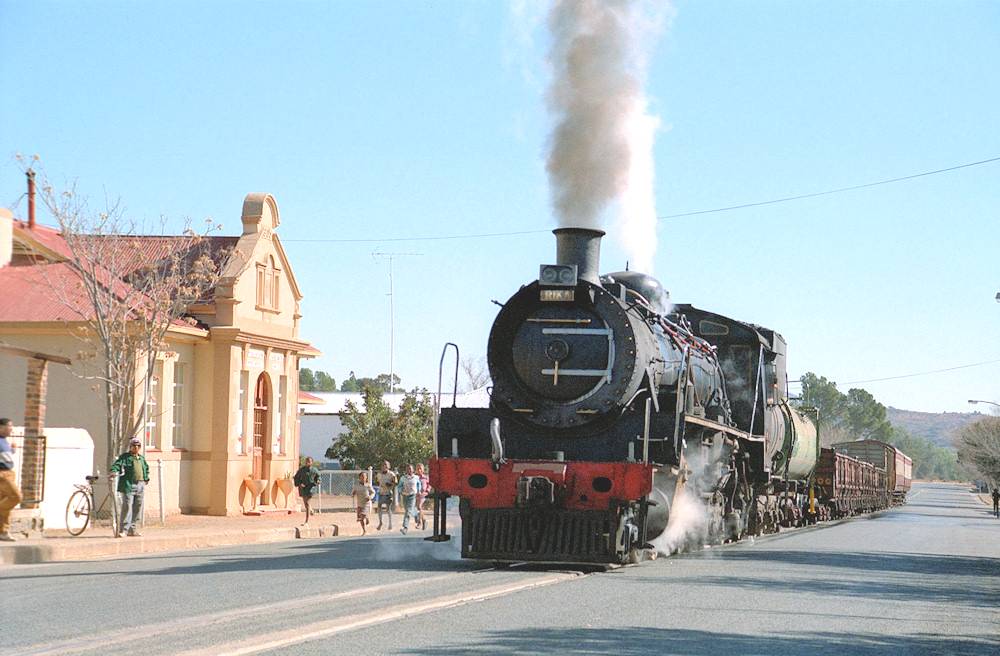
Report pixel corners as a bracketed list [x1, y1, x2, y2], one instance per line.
[110, 437, 149, 537]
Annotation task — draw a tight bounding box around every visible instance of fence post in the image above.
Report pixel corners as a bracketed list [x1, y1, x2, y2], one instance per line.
[157, 458, 165, 526]
[109, 473, 120, 537]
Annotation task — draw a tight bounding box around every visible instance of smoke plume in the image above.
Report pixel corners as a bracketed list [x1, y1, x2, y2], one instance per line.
[546, 0, 667, 273]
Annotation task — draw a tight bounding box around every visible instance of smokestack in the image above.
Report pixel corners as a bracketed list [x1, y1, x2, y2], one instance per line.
[554, 227, 604, 286]
[26, 169, 36, 230]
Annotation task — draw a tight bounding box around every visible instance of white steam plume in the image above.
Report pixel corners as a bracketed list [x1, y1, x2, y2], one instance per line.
[545, 0, 668, 274]
[651, 441, 727, 556]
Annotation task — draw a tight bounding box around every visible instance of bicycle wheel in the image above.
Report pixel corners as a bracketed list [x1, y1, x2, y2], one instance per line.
[65, 489, 92, 536]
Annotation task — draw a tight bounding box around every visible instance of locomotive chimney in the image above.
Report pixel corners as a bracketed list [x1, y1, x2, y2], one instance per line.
[27, 169, 36, 230]
[553, 227, 604, 286]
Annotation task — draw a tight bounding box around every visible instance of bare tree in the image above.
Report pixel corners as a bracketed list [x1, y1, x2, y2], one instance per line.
[956, 416, 1000, 487]
[28, 164, 230, 470]
[459, 355, 490, 392]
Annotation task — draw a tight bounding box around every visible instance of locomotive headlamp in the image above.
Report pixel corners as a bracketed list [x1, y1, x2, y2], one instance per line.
[539, 264, 577, 301]
[539, 264, 577, 287]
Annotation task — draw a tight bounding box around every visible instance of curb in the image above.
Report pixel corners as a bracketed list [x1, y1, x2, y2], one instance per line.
[0, 524, 344, 565]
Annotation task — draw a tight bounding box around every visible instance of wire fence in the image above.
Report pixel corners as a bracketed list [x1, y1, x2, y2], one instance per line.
[313, 468, 374, 513]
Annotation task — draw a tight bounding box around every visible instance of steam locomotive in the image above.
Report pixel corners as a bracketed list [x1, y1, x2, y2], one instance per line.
[427, 228, 909, 564]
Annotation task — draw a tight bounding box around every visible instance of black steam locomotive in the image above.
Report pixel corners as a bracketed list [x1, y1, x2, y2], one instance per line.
[428, 228, 905, 564]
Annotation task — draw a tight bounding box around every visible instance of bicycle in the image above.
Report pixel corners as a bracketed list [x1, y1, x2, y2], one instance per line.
[65, 473, 120, 537]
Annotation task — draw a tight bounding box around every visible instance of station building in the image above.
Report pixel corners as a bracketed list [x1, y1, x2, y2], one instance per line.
[0, 191, 318, 519]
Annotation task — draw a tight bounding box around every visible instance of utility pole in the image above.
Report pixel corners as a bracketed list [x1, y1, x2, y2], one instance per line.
[372, 251, 421, 394]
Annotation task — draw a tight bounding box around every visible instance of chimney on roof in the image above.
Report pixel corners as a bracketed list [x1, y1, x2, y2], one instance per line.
[27, 169, 36, 230]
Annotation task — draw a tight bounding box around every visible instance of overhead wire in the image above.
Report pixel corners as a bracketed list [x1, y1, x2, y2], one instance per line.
[281, 155, 1000, 243]
[788, 357, 1000, 386]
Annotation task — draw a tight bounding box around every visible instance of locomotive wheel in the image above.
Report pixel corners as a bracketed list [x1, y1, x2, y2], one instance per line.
[627, 547, 658, 564]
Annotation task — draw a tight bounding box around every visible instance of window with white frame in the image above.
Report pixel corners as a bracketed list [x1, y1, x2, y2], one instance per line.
[235, 371, 249, 454]
[270, 256, 281, 308]
[276, 375, 287, 455]
[172, 363, 186, 448]
[144, 362, 163, 449]
[256, 265, 267, 308]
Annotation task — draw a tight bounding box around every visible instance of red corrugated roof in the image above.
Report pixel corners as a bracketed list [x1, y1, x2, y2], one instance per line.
[0, 224, 237, 324]
[12, 220, 72, 259]
[75, 234, 239, 278]
[0, 262, 94, 321]
[297, 390, 325, 405]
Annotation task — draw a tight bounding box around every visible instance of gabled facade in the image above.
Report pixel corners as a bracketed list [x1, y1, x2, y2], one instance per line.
[0, 193, 318, 516]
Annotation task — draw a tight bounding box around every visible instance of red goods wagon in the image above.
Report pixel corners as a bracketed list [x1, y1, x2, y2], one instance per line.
[815, 448, 889, 518]
[833, 440, 912, 504]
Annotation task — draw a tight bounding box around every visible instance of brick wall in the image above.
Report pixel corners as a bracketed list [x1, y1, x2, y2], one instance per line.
[19, 357, 47, 507]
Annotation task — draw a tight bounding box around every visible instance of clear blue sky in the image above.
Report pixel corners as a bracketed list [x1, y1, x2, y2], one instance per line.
[2, 1, 998, 414]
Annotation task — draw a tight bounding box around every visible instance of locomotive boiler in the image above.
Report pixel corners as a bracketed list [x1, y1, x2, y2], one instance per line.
[428, 228, 901, 564]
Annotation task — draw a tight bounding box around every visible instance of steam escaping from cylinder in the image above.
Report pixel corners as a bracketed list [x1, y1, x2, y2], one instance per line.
[545, 0, 668, 274]
[651, 441, 727, 556]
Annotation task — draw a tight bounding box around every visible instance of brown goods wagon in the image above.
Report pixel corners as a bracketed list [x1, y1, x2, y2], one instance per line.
[834, 440, 911, 502]
[815, 448, 863, 517]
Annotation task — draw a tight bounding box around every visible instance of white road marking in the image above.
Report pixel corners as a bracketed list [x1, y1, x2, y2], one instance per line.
[16, 571, 467, 656]
[177, 571, 583, 656]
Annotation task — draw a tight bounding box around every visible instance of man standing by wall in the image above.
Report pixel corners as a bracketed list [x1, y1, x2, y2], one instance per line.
[0, 418, 22, 541]
[111, 437, 149, 537]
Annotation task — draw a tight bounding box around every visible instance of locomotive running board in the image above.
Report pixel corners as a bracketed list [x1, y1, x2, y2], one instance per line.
[682, 414, 763, 443]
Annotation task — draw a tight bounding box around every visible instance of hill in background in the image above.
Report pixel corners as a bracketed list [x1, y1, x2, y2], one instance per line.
[886, 407, 986, 447]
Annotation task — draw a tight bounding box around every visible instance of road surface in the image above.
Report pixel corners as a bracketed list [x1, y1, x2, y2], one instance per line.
[4, 482, 997, 655]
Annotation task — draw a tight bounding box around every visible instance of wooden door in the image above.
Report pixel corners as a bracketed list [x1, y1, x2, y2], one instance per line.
[252, 373, 270, 480]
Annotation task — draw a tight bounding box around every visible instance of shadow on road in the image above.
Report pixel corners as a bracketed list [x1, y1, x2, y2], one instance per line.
[0, 536, 476, 581]
[403, 627, 998, 656]
[615, 549, 1000, 608]
[706, 549, 999, 578]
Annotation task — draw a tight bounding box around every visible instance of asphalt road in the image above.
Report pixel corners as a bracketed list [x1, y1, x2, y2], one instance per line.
[3, 482, 998, 656]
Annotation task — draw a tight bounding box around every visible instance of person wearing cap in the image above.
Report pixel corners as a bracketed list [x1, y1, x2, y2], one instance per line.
[110, 437, 150, 537]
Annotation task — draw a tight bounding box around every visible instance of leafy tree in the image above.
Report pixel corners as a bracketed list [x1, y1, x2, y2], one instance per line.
[799, 373, 847, 427]
[314, 370, 337, 392]
[327, 387, 434, 470]
[299, 368, 316, 391]
[955, 417, 1000, 486]
[798, 371, 959, 478]
[888, 428, 962, 481]
[370, 373, 401, 392]
[844, 388, 893, 441]
[818, 424, 854, 449]
[340, 371, 361, 392]
[339, 372, 400, 393]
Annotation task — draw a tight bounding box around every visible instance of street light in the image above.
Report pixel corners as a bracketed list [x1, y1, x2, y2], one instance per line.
[968, 399, 1000, 409]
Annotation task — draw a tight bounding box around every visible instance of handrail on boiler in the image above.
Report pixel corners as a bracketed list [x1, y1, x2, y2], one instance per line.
[433, 342, 460, 458]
